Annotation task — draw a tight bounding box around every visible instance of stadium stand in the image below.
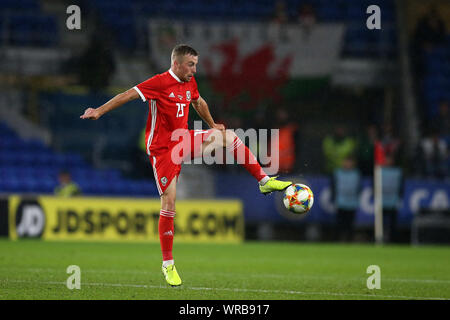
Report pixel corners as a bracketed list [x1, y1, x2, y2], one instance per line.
[423, 36, 450, 119]
[38, 90, 147, 163]
[0, 0, 58, 47]
[0, 0, 400, 196]
[85, 0, 397, 56]
[0, 0, 398, 55]
[0, 122, 158, 196]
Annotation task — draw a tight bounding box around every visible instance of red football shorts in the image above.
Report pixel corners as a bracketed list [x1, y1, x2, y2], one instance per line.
[149, 129, 215, 195]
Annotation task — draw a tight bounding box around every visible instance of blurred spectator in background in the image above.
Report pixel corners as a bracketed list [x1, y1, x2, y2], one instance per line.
[410, 6, 446, 102]
[357, 124, 378, 176]
[271, 0, 289, 24]
[322, 124, 357, 174]
[272, 108, 299, 174]
[296, 3, 317, 27]
[139, 128, 147, 154]
[54, 170, 82, 197]
[430, 100, 450, 144]
[381, 155, 403, 243]
[378, 123, 402, 166]
[419, 128, 448, 179]
[412, 6, 446, 54]
[332, 155, 361, 242]
[295, 2, 317, 38]
[77, 32, 116, 92]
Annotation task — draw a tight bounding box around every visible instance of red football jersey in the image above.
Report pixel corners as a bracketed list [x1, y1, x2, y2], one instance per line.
[133, 69, 200, 155]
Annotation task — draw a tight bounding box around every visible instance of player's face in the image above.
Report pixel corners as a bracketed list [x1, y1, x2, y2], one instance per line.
[175, 54, 198, 82]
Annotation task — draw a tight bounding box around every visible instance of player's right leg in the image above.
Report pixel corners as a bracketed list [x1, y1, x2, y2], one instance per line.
[199, 129, 292, 194]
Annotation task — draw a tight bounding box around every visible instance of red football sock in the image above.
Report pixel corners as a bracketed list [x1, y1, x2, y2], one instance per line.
[227, 136, 268, 182]
[159, 209, 175, 261]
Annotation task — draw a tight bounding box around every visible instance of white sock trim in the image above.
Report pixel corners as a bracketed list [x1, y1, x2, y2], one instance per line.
[259, 176, 270, 186]
[160, 209, 176, 218]
[162, 260, 174, 268]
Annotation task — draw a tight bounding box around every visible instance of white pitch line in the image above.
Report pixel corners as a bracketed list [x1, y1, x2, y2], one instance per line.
[2, 279, 449, 300]
[4, 267, 450, 285]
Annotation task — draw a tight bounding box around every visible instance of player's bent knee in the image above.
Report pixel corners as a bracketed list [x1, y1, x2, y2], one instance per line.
[207, 129, 227, 148]
[225, 130, 237, 147]
[205, 129, 236, 148]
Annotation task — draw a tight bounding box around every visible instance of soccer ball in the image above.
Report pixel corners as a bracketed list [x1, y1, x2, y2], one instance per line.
[283, 183, 314, 214]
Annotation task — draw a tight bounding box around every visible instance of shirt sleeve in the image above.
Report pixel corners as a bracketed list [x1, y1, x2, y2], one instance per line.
[134, 75, 161, 102]
[191, 76, 200, 101]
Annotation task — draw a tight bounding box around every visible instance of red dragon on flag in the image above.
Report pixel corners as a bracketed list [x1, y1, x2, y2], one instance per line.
[203, 39, 293, 110]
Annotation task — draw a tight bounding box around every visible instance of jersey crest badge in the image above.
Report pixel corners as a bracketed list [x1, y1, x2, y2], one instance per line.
[186, 91, 191, 101]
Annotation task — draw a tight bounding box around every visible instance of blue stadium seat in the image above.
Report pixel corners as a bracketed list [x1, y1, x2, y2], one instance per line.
[0, 0, 40, 12]
[109, 181, 129, 195]
[0, 121, 154, 196]
[0, 123, 16, 136]
[23, 139, 50, 153]
[8, 13, 58, 47]
[0, 177, 21, 193]
[125, 180, 142, 196]
[316, 5, 344, 22]
[137, 180, 158, 196]
[138, 2, 159, 15]
[39, 178, 56, 194]
[0, 166, 19, 180]
[0, 137, 24, 151]
[34, 153, 55, 167]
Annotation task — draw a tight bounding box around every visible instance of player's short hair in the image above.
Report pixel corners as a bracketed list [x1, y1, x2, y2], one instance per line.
[171, 44, 198, 64]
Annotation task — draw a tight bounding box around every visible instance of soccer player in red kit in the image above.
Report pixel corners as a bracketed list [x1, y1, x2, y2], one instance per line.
[81, 44, 291, 286]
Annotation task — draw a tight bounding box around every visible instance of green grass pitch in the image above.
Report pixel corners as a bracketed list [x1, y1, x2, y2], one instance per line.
[0, 239, 449, 300]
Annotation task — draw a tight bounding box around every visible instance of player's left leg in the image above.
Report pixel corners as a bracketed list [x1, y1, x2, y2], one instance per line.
[199, 129, 292, 194]
[160, 177, 176, 265]
[150, 154, 182, 286]
[159, 177, 182, 286]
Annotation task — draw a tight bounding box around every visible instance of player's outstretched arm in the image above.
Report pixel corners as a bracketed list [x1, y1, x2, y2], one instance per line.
[80, 88, 139, 120]
[191, 96, 225, 131]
